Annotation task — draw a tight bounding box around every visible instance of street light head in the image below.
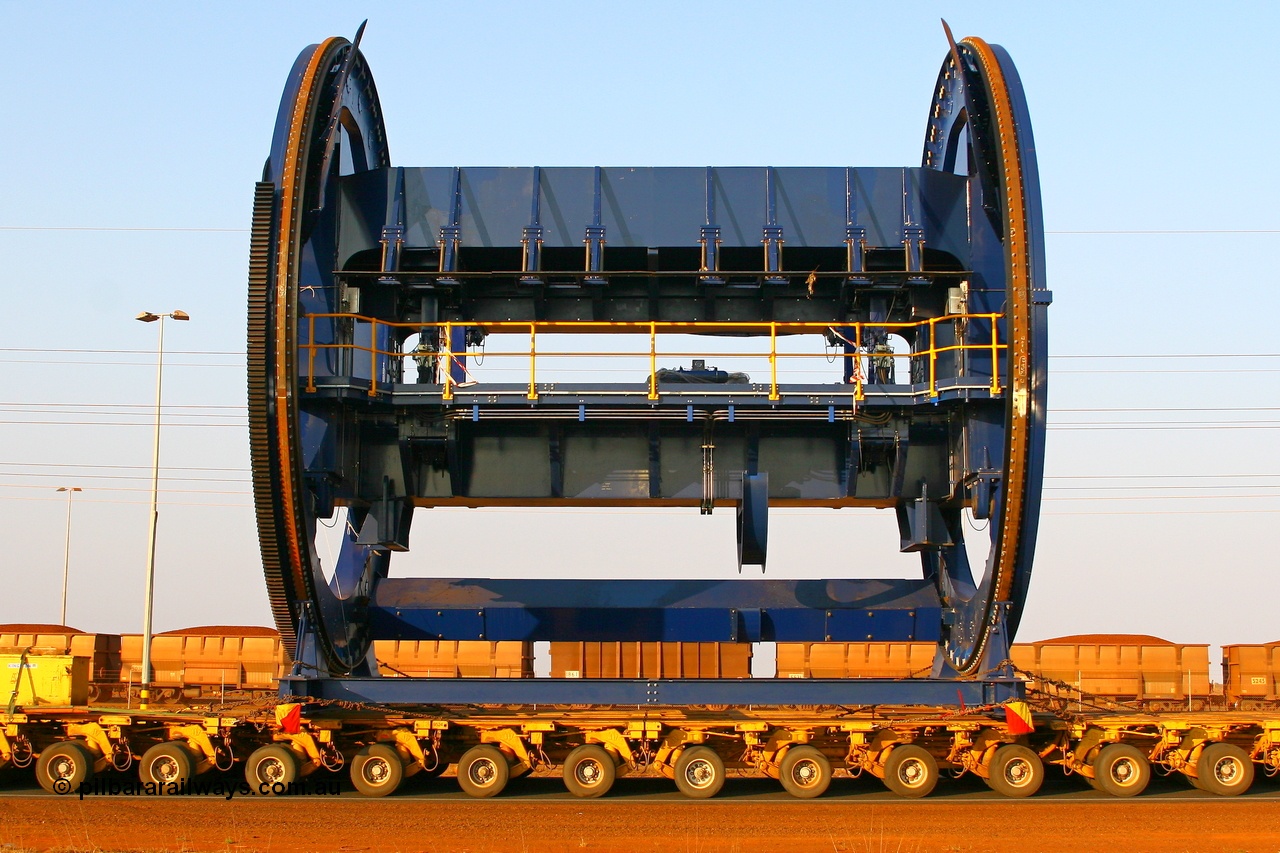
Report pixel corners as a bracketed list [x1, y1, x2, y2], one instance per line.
[170, 310, 190, 321]
[136, 312, 160, 323]
[57, 487, 83, 493]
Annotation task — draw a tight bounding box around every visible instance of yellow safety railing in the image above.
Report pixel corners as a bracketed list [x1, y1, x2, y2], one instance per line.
[301, 315, 1006, 402]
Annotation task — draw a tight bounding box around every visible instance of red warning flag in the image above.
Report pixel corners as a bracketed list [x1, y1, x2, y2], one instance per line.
[275, 703, 303, 734]
[1004, 700, 1034, 734]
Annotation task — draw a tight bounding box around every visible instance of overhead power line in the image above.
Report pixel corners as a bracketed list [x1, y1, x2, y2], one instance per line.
[3, 359, 1279, 378]
[8, 462, 1275, 481]
[5, 470, 1273, 490]
[1046, 229, 1280, 235]
[2, 481, 1276, 502]
[1044, 484, 1280, 491]
[1055, 407, 1280, 413]
[4, 225, 1278, 235]
[1, 414, 1278, 431]
[3, 471, 248, 484]
[1051, 354, 1280, 359]
[0, 493, 1257, 517]
[0, 401, 246, 410]
[30, 403, 1274, 416]
[1, 420, 1276, 432]
[1046, 473, 1280, 480]
[4, 346, 1280, 359]
[0, 348, 244, 356]
[0, 225, 246, 233]
[0, 420, 245, 428]
[1053, 369, 1280, 375]
[2, 491, 1277, 520]
[0, 462, 247, 472]
[0, 359, 241, 368]
[0, 483, 247, 496]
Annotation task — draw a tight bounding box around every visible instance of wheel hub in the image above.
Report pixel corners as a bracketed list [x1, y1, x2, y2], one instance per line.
[1005, 759, 1029, 785]
[685, 759, 715, 788]
[153, 757, 180, 784]
[261, 757, 286, 784]
[792, 759, 819, 786]
[577, 760, 602, 785]
[364, 758, 390, 784]
[470, 759, 497, 786]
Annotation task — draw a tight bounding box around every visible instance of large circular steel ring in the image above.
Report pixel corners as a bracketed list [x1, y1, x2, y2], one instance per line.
[920, 35, 1048, 675]
[248, 33, 391, 672]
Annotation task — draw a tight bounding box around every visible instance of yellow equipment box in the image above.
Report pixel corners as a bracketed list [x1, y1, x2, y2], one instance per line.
[1, 654, 89, 707]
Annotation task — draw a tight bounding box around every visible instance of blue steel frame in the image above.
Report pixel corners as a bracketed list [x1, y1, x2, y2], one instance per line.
[250, 28, 1047, 701]
[368, 578, 944, 643]
[281, 673, 1022, 707]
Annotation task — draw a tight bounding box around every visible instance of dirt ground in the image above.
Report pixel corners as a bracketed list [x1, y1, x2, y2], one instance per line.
[3, 793, 1280, 853]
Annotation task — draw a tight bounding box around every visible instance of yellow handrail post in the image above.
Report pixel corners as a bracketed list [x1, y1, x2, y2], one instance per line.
[989, 315, 1001, 395]
[306, 315, 317, 393]
[442, 322, 453, 401]
[648, 322, 658, 401]
[768, 322, 779, 401]
[527, 323, 538, 400]
[854, 324, 865, 402]
[368, 318, 379, 397]
[928, 317, 938, 398]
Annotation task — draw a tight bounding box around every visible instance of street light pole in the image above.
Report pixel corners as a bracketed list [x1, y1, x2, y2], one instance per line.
[135, 310, 189, 710]
[56, 486, 82, 626]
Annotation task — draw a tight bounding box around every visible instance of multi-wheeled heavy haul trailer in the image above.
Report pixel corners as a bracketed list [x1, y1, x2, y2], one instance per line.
[4, 27, 1277, 800]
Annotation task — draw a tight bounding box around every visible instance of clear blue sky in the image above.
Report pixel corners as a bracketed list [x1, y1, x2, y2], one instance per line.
[2, 2, 1277, 668]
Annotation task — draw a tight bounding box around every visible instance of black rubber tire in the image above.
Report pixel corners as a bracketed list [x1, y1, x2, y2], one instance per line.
[139, 742, 198, 792]
[1195, 743, 1254, 796]
[563, 744, 616, 799]
[882, 744, 939, 798]
[457, 745, 509, 798]
[986, 744, 1044, 798]
[1092, 744, 1150, 798]
[245, 745, 301, 792]
[779, 745, 831, 799]
[350, 743, 405, 797]
[674, 746, 725, 799]
[35, 741, 93, 794]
